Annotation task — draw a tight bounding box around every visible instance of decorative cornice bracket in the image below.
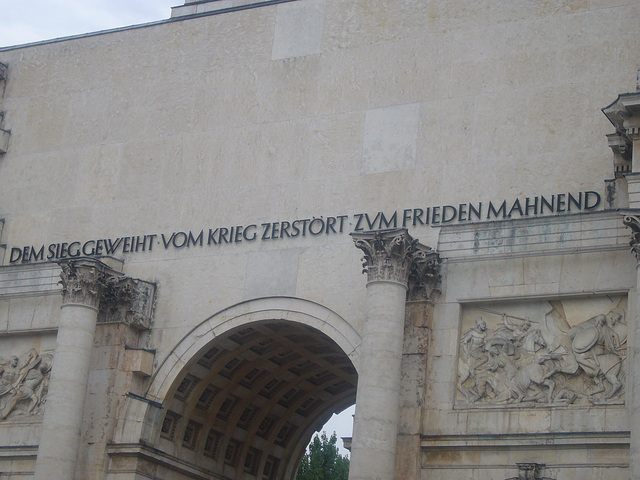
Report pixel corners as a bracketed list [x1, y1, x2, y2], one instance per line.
[99, 276, 156, 330]
[351, 228, 440, 300]
[603, 92, 640, 175]
[623, 215, 640, 261]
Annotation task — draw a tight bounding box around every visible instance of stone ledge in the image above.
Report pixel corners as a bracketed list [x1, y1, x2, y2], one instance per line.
[0, 262, 61, 298]
[438, 210, 631, 260]
[107, 442, 217, 480]
[420, 431, 629, 448]
[171, 0, 296, 18]
[0, 445, 38, 460]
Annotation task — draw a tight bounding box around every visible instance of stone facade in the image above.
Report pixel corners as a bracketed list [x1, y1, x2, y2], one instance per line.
[0, 1, 639, 479]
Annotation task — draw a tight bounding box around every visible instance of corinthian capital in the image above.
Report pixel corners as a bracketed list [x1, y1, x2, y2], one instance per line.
[351, 228, 439, 294]
[623, 215, 640, 261]
[59, 259, 113, 309]
[99, 276, 156, 329]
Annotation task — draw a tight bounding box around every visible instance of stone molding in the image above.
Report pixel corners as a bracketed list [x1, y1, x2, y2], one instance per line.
[351, 228, 439, 296]
[623, 215, 640, 261]
[171, 0, 297, 19]
[438, 210, 628, 262]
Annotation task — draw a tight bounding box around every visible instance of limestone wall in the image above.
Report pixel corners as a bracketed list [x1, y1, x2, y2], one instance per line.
[426, 212, 635, 479]
[1, 0, 637, 366]
[0, 0, 638, 479]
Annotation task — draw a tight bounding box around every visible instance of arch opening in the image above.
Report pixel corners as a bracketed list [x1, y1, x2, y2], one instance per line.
[154, 319, 358, 480]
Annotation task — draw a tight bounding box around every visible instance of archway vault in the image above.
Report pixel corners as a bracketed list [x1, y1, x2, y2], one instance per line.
[137, 297, 361, 480]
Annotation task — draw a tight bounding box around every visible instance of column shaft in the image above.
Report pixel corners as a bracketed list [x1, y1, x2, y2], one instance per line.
[33, 259, 112, 480]
[349, 281, 407, 480]
[349, 228, 438, 480]
[624, 215, 640, 478]
[631, 261, 640, 478]
[34, 303, 99, 480]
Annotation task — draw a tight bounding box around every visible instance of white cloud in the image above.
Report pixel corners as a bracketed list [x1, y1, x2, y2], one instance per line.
[0, 0, 177, 48]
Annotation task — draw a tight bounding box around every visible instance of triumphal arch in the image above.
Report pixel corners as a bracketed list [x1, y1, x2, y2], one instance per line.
[1, 1, 640, 479]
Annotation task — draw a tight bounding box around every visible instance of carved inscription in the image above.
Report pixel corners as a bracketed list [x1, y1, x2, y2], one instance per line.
[457, 296, 627, 407]
[0, 349, 53, 420]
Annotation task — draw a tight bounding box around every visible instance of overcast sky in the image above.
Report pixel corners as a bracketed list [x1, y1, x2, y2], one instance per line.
[0, 0, 177, 48]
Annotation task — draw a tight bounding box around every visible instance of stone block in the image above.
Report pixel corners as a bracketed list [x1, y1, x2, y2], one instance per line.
[0, 129, 9, 154]
[362, 103, 420, 175]
[243, 248, 300, 299]
[124, 348, 154, 377]
[272, 0, 325, 60]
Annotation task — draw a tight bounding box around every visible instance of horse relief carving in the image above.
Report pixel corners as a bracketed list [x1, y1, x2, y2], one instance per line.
[457, 296, 626, 407]
[0, 348, 53, 420]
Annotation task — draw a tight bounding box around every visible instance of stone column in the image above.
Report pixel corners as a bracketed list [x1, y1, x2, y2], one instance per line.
[624, 215, 640, 479]
[349, 229, 438, 480]
[34, 259, 115, 480]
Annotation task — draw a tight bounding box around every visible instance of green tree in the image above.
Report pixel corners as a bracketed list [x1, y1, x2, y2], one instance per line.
[296, 431, 350, 480]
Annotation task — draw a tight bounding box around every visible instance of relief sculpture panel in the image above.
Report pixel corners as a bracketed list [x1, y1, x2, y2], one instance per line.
[0, 349, 53, 420]
[456, 296, 627, 407]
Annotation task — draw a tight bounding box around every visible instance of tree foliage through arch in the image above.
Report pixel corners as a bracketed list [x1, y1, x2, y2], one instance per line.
[296, 431, 350, 480]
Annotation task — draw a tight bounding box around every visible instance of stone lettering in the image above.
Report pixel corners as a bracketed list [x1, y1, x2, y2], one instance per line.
[5, 191, 603, 264]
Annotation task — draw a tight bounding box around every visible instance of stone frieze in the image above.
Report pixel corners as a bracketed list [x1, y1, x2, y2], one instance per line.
[456, 296, 627, 407]
[0, 348, 53, 420]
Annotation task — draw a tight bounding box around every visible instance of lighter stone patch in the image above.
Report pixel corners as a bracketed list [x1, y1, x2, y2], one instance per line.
[272, 0, 326, 60]
[243, 249, 299, 299]
[362, 103, 420, 175]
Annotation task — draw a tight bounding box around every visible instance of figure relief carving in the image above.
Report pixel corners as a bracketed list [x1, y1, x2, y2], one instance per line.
[351, 229, 439, 298]
[0, 349, 53, 420]
[457, 296, 627, 407]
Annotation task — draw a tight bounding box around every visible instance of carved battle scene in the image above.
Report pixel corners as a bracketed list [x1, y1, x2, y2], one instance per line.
[0, 348, 53, 420]
[457, 296, 627, 407]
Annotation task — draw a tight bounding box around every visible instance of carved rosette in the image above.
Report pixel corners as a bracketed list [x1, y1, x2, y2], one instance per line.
[99, 276, 156, 329]
[623, 215, 640, 261]
[351, 228, 439, 297]
[59, 260, 109, 309]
